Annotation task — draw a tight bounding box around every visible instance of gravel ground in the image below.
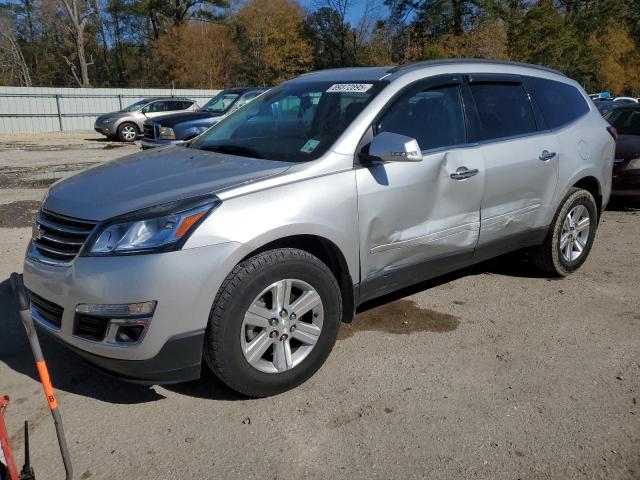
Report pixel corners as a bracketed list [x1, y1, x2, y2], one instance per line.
[0, 133, 638, 480]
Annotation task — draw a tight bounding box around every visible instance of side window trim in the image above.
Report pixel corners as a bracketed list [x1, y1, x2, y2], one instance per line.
[467, 73, 522, 84]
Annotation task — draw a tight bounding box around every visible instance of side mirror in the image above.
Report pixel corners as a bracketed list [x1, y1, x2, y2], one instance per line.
[367, 131, 422, 162]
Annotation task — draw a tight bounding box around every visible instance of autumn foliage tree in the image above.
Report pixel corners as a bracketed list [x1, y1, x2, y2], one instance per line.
[1, 0, 640, 94]
[156, 22, 240, 88]
[233, 0, 313, 86]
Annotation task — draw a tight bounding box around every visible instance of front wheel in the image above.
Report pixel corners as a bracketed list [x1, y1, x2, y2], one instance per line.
[203, 248, 342, 397]
[117, 122, 138, 142]
[531, 188, 598, 276]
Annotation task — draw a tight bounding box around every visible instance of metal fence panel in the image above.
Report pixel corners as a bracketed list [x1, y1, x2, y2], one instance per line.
[0, 87, 221, 134]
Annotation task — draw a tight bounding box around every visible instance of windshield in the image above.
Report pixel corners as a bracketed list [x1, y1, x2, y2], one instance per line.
[191, 81, 386, 161]
[200, 92, 242, 114]
[120, 99, 151, 112]
[607, 109, 640, 135]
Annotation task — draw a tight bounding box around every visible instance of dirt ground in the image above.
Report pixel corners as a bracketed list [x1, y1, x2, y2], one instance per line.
[0, 132, 638, 480]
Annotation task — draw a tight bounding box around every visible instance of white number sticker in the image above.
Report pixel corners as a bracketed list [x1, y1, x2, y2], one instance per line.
[326, 83, 373, 93]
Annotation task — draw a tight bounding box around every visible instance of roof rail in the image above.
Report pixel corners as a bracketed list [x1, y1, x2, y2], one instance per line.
[386, 59, 565, 77]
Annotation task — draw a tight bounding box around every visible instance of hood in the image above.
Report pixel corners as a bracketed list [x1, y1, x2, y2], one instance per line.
[614, 134, 640, 160]
[98, 111, 133, 121]
[44, 147, 292, 221]
[149, 111, 221, 127]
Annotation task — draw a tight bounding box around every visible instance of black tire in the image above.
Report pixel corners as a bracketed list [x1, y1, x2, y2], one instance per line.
[203, 248, 342, 397]
[531, 188, 598, 276]
[116, 122, 138, 142]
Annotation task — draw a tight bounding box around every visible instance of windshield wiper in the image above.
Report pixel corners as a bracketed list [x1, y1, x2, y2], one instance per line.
[197, 144, 265, 159]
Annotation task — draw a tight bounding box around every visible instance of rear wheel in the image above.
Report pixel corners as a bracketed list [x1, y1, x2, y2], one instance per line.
[531, 188, 598, 276]
[117, 122, 138, 142]
[203, 248, 342, 397]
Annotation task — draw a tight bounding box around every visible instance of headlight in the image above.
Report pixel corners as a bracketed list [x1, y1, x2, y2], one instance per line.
[625, 157, 640, 170]
[102, 117, 114, 123]
[158, 127, 176, 140]
[87, 195, 219, 255]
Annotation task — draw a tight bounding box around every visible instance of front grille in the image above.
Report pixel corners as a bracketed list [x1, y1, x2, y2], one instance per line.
[143, 123, 157, 140]
[32, 210, 96, 264]
[29, 291, 63, 329]
[74, 314, 110, 341]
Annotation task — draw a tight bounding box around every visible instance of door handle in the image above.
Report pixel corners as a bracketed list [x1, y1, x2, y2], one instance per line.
[539, 150, 557, 161]
[450, 166, 479, 180]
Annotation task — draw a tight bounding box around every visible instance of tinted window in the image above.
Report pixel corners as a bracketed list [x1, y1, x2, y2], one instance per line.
[166, 100, 188, 111]
[377, 85, 466, 151]
[524, 77, 589, 129]
[470, 83, 536, 140]
[146, 101, 172, 112]
[606, 108, 640, 135]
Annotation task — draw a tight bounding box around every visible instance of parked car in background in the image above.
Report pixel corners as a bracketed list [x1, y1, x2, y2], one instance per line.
[94, 98, 198, 142]
[595, 100, 620, 116]
[590, 92, 612, 101]
[613, 97, 639, 104]
[140, 88, 268, 149]
[606, 104, 640, 200]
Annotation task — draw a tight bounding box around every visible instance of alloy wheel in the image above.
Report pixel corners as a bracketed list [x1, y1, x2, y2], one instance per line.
[560, 205, 590, 262]
[121, 125, 137, 141]
[240, 278, 323, 374]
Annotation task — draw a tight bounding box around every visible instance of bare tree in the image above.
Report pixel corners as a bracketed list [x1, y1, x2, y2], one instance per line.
[313, 0, 353, 65]
[0, 18, 32, 86]
[58, 0, 92, 86]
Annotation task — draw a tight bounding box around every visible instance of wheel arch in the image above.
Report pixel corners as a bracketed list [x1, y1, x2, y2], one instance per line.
[240, 234, 356, 324]
[572, 175, 602, 219]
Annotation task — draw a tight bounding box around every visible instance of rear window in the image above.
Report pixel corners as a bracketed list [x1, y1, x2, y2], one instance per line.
[470, 83, 537, 141]
[524, 77, 589, 129]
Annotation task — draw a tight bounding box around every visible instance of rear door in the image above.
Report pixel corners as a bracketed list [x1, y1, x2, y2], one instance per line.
[466, 75, 559, 252]
[356, 76, 485, 300]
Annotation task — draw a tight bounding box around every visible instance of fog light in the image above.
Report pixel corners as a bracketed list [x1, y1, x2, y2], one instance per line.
[74, 301, 156, 346]
[115, 325, 145, 343]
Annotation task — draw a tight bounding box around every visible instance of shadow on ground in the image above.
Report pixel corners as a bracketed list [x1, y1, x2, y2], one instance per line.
[0, 247, 586, 404]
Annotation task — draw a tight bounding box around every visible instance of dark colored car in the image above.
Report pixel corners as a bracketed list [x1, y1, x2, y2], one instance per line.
[140, 87, 268, 149]
[595, 100, 620, 116]
[606, 104, 640, 200]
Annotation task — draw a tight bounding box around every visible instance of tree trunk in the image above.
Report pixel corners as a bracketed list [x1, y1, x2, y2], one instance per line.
[76, 21, 90, 86]
[59, 0, 91, 86]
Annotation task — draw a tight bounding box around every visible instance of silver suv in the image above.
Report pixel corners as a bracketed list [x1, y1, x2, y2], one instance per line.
[24, 60, 614, 397]
[94, 97, 197, 142]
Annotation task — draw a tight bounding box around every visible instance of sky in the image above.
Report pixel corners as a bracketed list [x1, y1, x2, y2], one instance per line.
[298, 0, 388, 25]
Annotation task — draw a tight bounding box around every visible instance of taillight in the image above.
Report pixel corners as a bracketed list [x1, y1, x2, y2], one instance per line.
[607, 126, 618, 140]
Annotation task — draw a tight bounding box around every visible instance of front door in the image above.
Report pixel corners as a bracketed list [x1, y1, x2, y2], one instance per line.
[356, 77, 485, 301]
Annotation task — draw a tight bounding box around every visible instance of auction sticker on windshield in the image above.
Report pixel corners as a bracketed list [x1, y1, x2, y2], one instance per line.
[300, 139, 321, 153]
[326, 83, 373, 93]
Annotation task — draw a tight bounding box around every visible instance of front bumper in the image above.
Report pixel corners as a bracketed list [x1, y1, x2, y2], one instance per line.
[23, 241, 252, 382]
[39, 325, 205, 383]
[140, 138, 186, 150]
[94, 121, 115, 135]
